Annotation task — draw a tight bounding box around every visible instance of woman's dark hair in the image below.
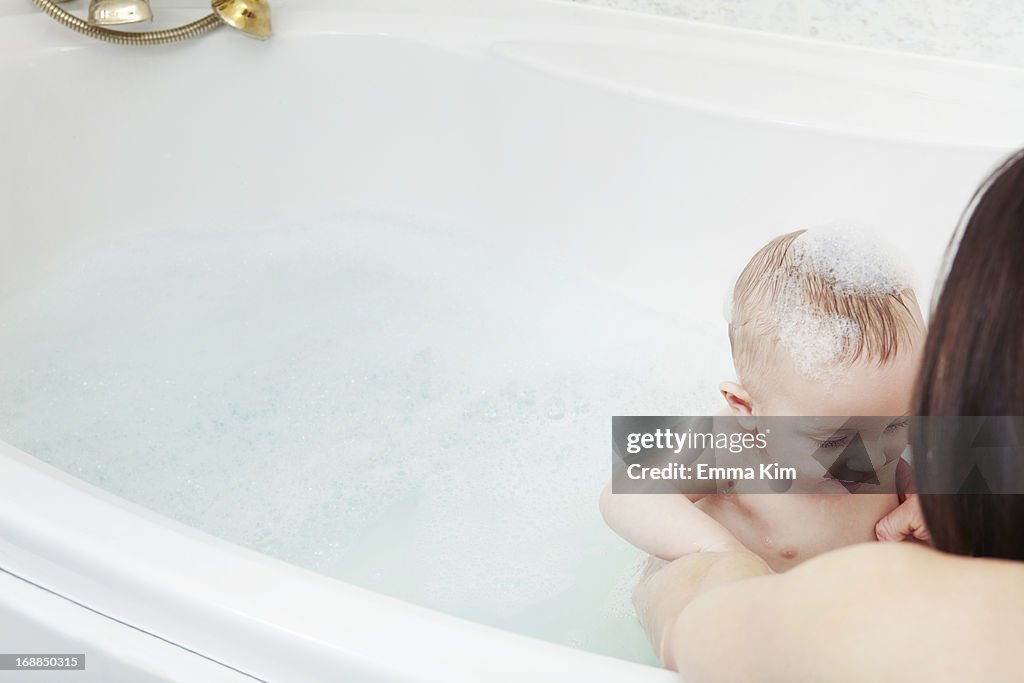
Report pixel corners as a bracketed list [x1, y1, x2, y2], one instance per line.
[914, 149, 1024, 559]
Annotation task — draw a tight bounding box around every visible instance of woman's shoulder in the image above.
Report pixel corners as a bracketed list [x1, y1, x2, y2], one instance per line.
[790, 542, 1024, 641]
[730, 543, 1024, 681]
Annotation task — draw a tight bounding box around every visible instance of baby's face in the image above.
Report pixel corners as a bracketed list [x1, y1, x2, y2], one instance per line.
[747, 338, 923, 492]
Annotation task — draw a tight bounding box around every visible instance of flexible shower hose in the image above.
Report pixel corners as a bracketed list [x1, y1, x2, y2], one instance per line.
[31, 0, 223, 45]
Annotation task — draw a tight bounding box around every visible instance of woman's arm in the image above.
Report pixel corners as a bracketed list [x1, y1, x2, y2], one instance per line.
[637, 541, 1024, 682]
[633, 549, 771, 668]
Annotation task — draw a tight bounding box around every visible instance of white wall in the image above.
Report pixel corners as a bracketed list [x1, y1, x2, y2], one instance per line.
[569, 0, 1024, 67]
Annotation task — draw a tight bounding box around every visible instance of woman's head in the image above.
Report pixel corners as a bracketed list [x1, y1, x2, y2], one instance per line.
[915, 149, 1024, 559]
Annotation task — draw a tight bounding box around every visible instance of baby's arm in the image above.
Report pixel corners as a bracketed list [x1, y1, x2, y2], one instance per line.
[599, 482, 746, 560]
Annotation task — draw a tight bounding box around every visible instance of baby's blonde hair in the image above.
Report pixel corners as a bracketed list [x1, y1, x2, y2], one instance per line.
[728, 230, 922, 391]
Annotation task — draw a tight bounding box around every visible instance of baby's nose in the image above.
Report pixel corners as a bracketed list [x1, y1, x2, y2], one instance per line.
[843, 436, 885, 472]
[826, 433, 884, 484]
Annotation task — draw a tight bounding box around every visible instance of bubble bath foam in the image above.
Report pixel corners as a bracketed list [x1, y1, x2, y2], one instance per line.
[0, 214, 725, 665]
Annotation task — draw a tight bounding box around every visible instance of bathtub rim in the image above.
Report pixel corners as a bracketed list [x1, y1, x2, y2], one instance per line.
[2, 0, 1024, 151]
[0, 438, 676, 681]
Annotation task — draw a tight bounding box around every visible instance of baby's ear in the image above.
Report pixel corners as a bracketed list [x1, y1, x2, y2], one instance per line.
[720, 381, 754, 416]
[720, 382, 757, 431]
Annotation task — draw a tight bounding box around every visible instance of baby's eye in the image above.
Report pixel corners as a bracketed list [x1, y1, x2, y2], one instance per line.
[884, 419, 910, 434]
[815, 436, 849, 449]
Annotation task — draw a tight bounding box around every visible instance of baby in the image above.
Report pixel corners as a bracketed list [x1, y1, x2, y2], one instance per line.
[601, 228, 926, 572]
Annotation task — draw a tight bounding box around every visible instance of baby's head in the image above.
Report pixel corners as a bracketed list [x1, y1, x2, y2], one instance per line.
[722, 228, 925, 419]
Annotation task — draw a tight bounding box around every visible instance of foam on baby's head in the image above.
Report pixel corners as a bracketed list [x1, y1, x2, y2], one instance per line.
[728, 227, 921, 389]
[790, 227, 911, 297]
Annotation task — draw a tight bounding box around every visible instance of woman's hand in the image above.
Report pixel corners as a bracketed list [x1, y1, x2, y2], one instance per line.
[875, 458, 931, 544]
[876, 493, 931, 543]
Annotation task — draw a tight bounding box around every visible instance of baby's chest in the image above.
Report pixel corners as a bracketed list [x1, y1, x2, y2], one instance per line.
[697, 496, 870, 569]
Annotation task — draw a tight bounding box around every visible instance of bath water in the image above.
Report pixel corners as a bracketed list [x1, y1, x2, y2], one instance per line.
[0, 214, 728, 665]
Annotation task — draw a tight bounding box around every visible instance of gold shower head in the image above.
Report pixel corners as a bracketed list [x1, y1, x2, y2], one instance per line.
[212, 0, 271, 40]
[87, 0, 153, 25]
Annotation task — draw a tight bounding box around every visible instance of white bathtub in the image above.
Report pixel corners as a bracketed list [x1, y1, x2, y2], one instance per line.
[2, 1, 1024, 681]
